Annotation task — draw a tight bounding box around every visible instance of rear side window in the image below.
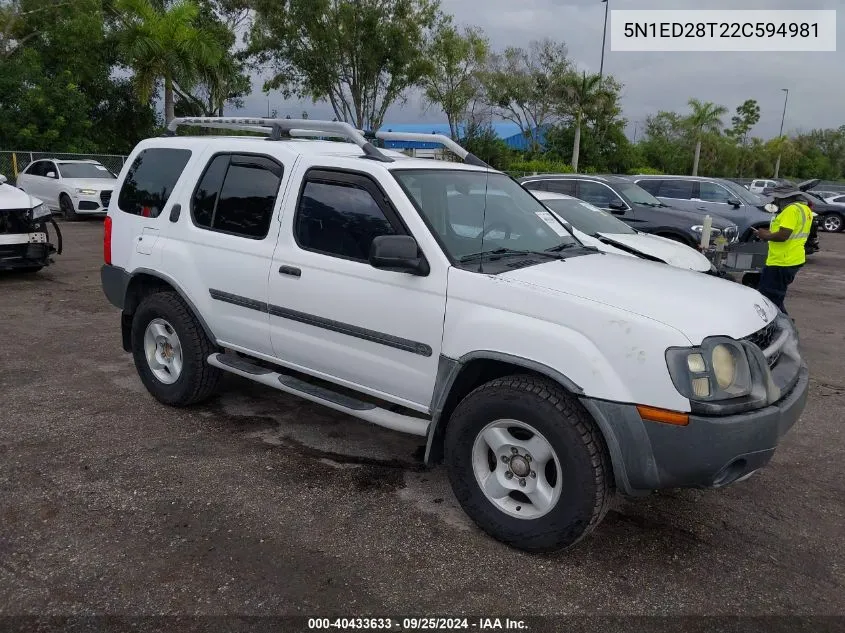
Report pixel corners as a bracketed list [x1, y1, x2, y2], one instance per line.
[191, 153, 283, 239]
[118, 148, 191, 217]
[294, 175, 398, 261]
[657, 180, 694, 200]
[636, 179, 662, 195]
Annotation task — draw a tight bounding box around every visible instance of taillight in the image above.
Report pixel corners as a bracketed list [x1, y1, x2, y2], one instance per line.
[104, 215, 112, 264]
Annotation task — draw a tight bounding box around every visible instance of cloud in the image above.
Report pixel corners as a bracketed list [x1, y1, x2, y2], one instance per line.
[234, 0, 844, 138]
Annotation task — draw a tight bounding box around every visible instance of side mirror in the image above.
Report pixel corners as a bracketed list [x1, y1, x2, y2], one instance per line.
[608, 200, 627, 213]
[0, 174, 7, 185]
[46, 171, 57, 179]
[369, 235, 429, 276]
[727, 198, 742, 208]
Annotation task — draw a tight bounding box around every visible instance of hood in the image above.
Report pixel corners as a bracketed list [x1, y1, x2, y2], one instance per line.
[63, 177, 116, 190]
[595, 232, 711, 272]
[501, 254, 777, 344]
[636, 202, 735, 229]
[0, 183, 43, 210]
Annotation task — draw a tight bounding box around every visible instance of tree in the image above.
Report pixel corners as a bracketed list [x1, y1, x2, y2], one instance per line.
[685, 98, 728, 176]
[481, 39, 570, 153]
[727, 99, 760, 177]
[420, 22, 488, 140]
[113, 0, 224, 123]
[560, 71, 605, 172]
[247, 0, 441, 131]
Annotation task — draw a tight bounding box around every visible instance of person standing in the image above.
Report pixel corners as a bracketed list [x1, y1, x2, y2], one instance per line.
[753, 188, 813, 315]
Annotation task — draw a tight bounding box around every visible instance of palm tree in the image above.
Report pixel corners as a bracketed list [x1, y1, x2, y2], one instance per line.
[686, 98, 728, 176]
[563, 71, 604, 172]
[113, 0, 222, 123]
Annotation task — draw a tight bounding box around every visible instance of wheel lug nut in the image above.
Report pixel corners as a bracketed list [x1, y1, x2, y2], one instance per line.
[510, 447, 518, 455]
[525, 453, 532, 462]
[530, 471, 536, 479]
[501, 455, 510, 463]
[519, 478, 526, 487]
[505, 472, 513, 480]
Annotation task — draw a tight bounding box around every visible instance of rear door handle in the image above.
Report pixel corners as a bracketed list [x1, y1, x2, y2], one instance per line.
[279, 265, 301, 277]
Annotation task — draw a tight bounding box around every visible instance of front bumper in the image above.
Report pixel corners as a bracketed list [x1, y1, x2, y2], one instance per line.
[71, 192, 109, 215]
[581, 317, 809, 495]
[0, 232, 55, 269]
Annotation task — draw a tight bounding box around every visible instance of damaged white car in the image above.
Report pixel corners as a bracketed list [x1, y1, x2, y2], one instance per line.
[0, 174, 62, 272]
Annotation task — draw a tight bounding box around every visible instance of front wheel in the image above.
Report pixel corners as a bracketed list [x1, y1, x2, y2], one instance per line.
[60, 194, 77, 221]
[444, 375, 612, 552]
[822, 212, 843, 233]
[131, 291, 222, 406]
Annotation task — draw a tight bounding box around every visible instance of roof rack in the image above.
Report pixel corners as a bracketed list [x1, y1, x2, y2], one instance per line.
[164, 117, 491, 168]
[364, 130, 489, 168]
[165, 117, 394, 163]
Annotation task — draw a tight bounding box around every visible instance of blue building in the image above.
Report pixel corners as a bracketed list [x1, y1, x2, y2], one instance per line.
[378, 122, 547, 151]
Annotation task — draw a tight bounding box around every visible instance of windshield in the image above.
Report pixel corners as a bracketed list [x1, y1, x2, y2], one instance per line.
[542, 198, 635, 235]
[722, 179, 763, 205]
[393, 170, 580, 262]
[58, 162, 116, 179]
[617, 183, 662, 206]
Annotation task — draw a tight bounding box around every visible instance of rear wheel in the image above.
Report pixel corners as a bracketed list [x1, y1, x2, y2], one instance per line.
[444, 375, 612, 552]
[822, 212, 843, 233]
[60, 194, 77, 221]
[131, 291, 222, 406]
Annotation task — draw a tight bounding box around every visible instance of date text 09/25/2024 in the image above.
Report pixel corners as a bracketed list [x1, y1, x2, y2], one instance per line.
[307, 618, 528, 630]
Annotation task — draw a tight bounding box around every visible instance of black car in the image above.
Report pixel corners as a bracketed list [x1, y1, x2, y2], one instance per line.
[788, 179, 843, 234]
[518, 174, 739, 248]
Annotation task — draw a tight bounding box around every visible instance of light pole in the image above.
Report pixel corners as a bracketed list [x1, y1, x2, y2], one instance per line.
[774, 88, 789, 179]
[600, 0, 609, 78]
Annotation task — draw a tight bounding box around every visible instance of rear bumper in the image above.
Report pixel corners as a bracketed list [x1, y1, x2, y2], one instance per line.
[101, 264, 129, 309]
[581, 363, 809, 495]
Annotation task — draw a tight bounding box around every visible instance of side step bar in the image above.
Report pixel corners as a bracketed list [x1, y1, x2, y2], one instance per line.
[207, 353, 429, 437]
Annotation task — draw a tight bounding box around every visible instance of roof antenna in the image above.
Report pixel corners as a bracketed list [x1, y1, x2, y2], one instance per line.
[477, 170, 490, 273]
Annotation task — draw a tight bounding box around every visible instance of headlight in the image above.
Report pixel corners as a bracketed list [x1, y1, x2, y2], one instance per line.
[666, 338, 753, 403]
[31, 203, 51, 220]
[690, 225, 722, 236]
[76, 188, 97, 195]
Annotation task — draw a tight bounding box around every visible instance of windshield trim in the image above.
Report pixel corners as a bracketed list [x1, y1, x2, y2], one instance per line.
[391, 168, 586, 271]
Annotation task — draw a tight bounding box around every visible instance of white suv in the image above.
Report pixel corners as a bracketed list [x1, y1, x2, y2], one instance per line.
[17, 158, 117, 220]
[100, 118, 809, 552]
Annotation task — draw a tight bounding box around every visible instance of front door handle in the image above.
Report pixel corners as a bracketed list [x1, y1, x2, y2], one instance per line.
[279, 265, 301, 277]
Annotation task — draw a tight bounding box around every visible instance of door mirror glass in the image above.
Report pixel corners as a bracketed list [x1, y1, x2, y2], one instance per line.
[727, 198, 742, 207]
[608, 200, 627, 212]
[369, 235, 428, 275]
[46, 171, 57, 179]
[0, 174, 7, 185]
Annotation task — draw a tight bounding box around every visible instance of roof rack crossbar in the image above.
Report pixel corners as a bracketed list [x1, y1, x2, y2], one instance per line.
[164, 117, 394, 163]
[369, 131, 491, 168]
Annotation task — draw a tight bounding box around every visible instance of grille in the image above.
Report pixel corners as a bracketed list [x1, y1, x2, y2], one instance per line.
[744, 321, 780, 367]
[100, 190, 113, 208]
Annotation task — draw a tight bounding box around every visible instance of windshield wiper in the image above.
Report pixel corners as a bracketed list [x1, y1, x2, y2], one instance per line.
[458, 248, 566, 263]
[545, 242, 580, 253]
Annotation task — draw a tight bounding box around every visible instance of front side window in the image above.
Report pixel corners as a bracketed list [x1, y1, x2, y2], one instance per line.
[545, 180, 576, 196]
[577, 181, 624, 208]
[617, 183, 663, 206]
[542, 198, 635, 236]
[394, 169, 580, 262]
[118, 148, 192, 217]
[191, 153, 282, 239]
[698, 181, 733, 203]
[294, 177, 397, 261]
[25, 161, 45, 176]
[833, 196, 845, 203]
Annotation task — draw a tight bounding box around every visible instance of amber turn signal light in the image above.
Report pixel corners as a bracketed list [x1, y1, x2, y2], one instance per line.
[636, 405, 690, 426]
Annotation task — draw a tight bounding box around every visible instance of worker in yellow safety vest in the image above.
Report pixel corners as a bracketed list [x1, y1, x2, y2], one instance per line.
[752, 188, 814, 315]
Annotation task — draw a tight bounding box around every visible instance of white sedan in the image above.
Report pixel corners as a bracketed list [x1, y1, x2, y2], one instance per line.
[530, 190, 713, 273]
[16, 158, 117, 220]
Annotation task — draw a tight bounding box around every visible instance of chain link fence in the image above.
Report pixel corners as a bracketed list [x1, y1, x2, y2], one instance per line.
[0, 151, 127, 180]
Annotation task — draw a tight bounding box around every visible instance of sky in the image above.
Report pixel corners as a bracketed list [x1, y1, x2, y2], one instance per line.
[233, 0, 844, 140]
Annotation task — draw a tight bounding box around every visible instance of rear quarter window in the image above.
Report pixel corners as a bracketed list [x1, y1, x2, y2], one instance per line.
[117, 148, 192, 217]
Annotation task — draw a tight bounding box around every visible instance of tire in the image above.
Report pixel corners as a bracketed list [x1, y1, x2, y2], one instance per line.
[18, 266, 43, 273]
[444, 375, 612, 552]
[822, 212, 843, 233]
[60, 194, 77, 221]
[131, 291, 222, 406]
